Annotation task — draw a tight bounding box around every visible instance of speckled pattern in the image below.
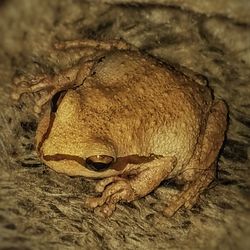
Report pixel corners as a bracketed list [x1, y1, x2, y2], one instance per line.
[0, 0, 249, 249]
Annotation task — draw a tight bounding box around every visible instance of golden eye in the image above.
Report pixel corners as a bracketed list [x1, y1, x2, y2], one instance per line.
[85, 155, 114, 171]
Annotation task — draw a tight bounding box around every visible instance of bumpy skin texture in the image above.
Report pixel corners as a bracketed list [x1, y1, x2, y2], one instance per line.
[12, 39, 228, 217]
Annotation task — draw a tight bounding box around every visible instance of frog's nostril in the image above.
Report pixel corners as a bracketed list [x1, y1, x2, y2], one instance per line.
[85, 155, 114, 171]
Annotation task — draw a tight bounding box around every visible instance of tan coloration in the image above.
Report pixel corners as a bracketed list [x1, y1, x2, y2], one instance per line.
[12, 39, 228, 217]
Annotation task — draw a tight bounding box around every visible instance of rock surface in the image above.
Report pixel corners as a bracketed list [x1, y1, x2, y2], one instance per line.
[0, 0, 249, 249]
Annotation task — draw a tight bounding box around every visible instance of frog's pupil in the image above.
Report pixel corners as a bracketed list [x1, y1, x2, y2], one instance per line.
[85, 156, 113, 172]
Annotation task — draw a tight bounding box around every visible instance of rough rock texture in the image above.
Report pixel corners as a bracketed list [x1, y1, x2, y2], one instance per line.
[0, 0, 249, 249]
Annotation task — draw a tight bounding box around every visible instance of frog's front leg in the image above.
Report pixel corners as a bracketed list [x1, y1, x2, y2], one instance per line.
[12, 61, 94, 113]
[85, 156, 176, 217]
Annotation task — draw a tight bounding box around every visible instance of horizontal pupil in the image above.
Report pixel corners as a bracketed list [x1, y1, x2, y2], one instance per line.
[85, 156, 113, 172]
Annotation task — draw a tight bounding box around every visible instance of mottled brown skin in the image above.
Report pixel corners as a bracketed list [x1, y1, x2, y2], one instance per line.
[12, 39, 228, 217]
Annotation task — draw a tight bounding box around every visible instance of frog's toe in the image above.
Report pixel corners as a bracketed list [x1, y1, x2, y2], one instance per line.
[11, 74, 51, 102]
[85, 181, 127, 209]
[84, 195, 106, 209]
[95, 176, 125, 193]
[183, 193, 200, 209]
[94, 203, 116, 218]
[163, 193, 198, 217]
[163, 206, 176, 217]
[85, 180, 135, 216]
[11, 81, 30, 100]
[109, 187, 135, 204]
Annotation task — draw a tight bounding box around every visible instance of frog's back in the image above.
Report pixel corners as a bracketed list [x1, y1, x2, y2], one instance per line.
[79, 50, 213, 163]
[92, 50, 212, 108]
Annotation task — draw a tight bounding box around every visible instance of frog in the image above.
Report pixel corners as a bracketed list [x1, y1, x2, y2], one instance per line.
[12, 39, 228, 217]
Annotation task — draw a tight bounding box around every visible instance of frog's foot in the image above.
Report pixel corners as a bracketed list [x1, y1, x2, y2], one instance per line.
[11, 67, 79, 113]
[11, 61, 95, 113]
[54, 39, 133, 51]
[164, 100, 227, 217]
[94, 176, 125, 193]
[164, 167, 214, 217]
[85, 156, 176, 217]
[11, 74, 50, 101]
[85, 178, 136, 218]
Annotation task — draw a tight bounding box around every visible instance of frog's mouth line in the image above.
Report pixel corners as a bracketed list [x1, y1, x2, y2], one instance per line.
[43, 153, 157, 172]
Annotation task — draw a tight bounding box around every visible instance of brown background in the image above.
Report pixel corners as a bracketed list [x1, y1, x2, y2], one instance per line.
[0, 0, 249, 249]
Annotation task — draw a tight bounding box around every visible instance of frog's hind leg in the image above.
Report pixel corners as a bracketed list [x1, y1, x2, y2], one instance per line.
[54, 39, 134, 51]
[164, 164, 215, 217]
[164, 100, 228, 217]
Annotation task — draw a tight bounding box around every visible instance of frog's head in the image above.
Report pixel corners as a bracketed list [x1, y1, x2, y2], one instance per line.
[35, 89, 119, 178]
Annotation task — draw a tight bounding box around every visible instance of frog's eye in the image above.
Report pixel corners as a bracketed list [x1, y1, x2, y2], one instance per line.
[85, 155, 114, 171]
[51, 90, 67, 113]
